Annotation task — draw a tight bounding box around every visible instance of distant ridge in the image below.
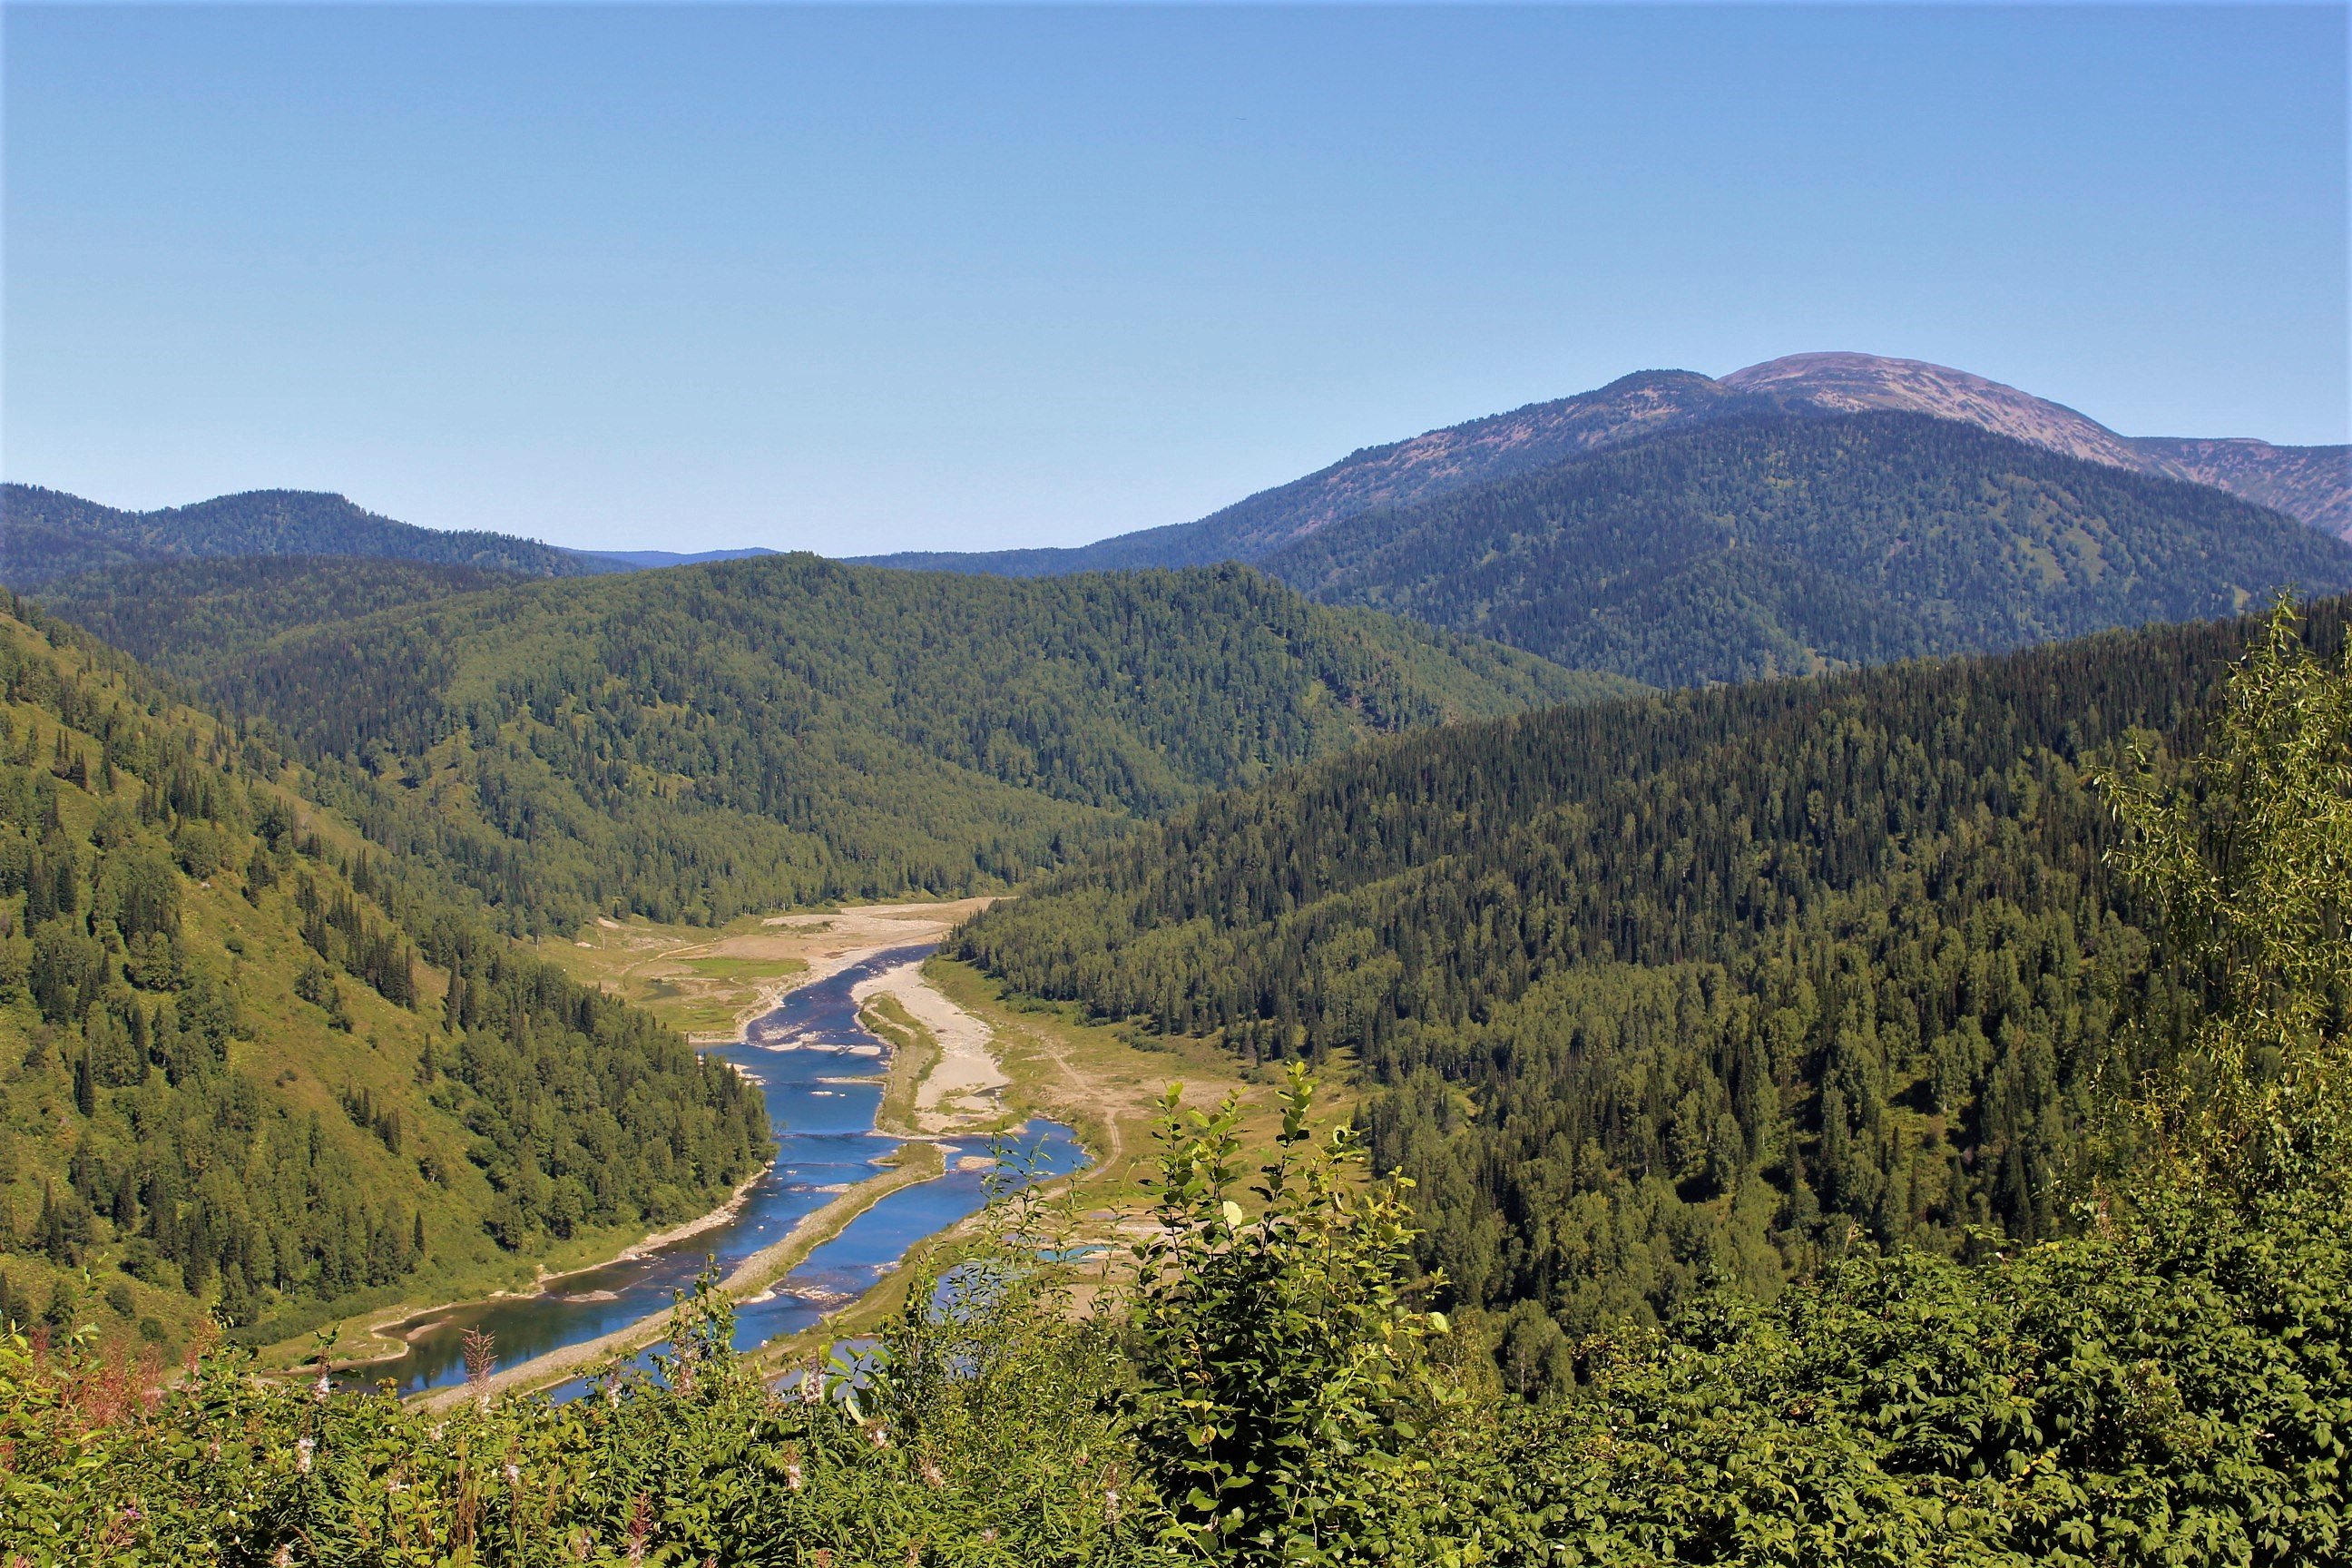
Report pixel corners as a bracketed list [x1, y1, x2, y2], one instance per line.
[584, 546, 779, 569]
[856, 352, 2349, 580]
[0, 484, 623, 585]
[1261, 408, 2352, 688]
[1, 484, 789, 585]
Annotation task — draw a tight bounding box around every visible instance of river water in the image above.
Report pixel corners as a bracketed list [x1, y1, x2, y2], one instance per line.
[353, 943, 1084, 1396]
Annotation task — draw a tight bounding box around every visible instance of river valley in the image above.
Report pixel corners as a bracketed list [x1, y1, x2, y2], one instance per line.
[348, 942, 1083, 1397]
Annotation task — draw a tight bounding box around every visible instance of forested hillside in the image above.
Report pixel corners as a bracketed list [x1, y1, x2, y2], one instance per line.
[957, 597, 2348, 1344]
[78, 556, 1625, 933]
[33, 557, 526, 676]
[0, 485, 617, 586]
[1265, 411, 2352, 686]
[0, 599, 767, 1351]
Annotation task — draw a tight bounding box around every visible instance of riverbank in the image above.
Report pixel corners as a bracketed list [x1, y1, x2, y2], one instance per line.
[415, 1140, 947, 1410]
[309, 1159, 776, 1377]
[856, 958, 1012, 1132]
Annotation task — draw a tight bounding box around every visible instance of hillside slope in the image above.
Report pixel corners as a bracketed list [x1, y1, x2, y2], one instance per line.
[0, 600, 768, 1352]
[33, 557, 528, 677]
[0, 485, 621, 586]
[2133, 434, 2351, 540]
[120, 557, 1628, 932]
[1263, 411, 2352, 686]
[956, 597, 2346, 1328]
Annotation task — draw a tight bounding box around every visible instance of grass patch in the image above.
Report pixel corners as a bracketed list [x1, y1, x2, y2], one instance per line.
[862, 993, 942, 1137]
[535, 913, 818, 1037]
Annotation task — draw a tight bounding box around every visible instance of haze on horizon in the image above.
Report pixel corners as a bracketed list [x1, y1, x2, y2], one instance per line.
[5, 4, 2345, 557]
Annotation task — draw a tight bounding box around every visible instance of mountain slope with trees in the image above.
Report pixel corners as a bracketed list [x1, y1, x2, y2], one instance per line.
[32, 556, 528, 678]
[0, 485, 620, 586]
[0, 597, 768, 1352]
[109, 556, 1626, 933]
[1727, 351, 2351, 540]
[956, 596, 2347, 1341]
[1262, 411, 2352, 686]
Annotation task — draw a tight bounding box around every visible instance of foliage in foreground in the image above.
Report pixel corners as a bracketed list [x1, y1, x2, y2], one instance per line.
[5, 1094, 2345, 1566]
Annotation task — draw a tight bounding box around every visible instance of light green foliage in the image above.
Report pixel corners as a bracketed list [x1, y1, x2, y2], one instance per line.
[3, 1200, 1173, 1566]
[5, 1056, 2349, 1563]
[2090, 595, 2352, 1191]
[1125, 1065, 1453, 1563]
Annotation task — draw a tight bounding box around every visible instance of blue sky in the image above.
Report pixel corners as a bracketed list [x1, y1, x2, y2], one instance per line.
[5, 5, 2346, 555]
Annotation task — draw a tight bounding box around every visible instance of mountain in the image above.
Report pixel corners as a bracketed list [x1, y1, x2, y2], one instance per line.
[2, 485, 788, 588]
[956, 594, 2347, 1332]
[69, 556, 1628, 933]
[0, 596, 768, 1352]
[857, 353, 2350, 583]
[1261, 410, 2352, 686]
[0, 485, 624, 586]
[858, 369, 1779, 576]
[1719, 352, 2156, 472]
[2132, 435, 2351, 539]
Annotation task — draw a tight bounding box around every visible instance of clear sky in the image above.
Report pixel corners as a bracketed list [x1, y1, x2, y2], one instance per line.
[5, 5, 2346, 555]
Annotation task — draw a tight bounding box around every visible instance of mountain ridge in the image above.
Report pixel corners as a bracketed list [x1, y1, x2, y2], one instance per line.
[0, 485, 622, 586]
[856, 352, 2350, 580]
[1261, 409, 2352, 687]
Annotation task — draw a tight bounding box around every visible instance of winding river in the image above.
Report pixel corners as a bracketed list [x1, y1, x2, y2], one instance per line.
[355, 943, 1084, 1396]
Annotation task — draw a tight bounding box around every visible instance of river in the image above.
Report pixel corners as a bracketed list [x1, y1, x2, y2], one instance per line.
[351, 943, 1084, 1396]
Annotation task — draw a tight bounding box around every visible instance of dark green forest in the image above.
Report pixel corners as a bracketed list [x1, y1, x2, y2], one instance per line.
[957, 596, 2349, 1348]
[33, 556, 526, 675]
[65, 555, 1629, 932]
[0, 598, 767, 1348]
[0, 485, 618, 586]
[1263, 412, 2352, 686]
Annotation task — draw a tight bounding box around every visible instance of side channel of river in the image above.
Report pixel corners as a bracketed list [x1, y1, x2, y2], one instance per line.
[353, 943, 1083, 1397]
